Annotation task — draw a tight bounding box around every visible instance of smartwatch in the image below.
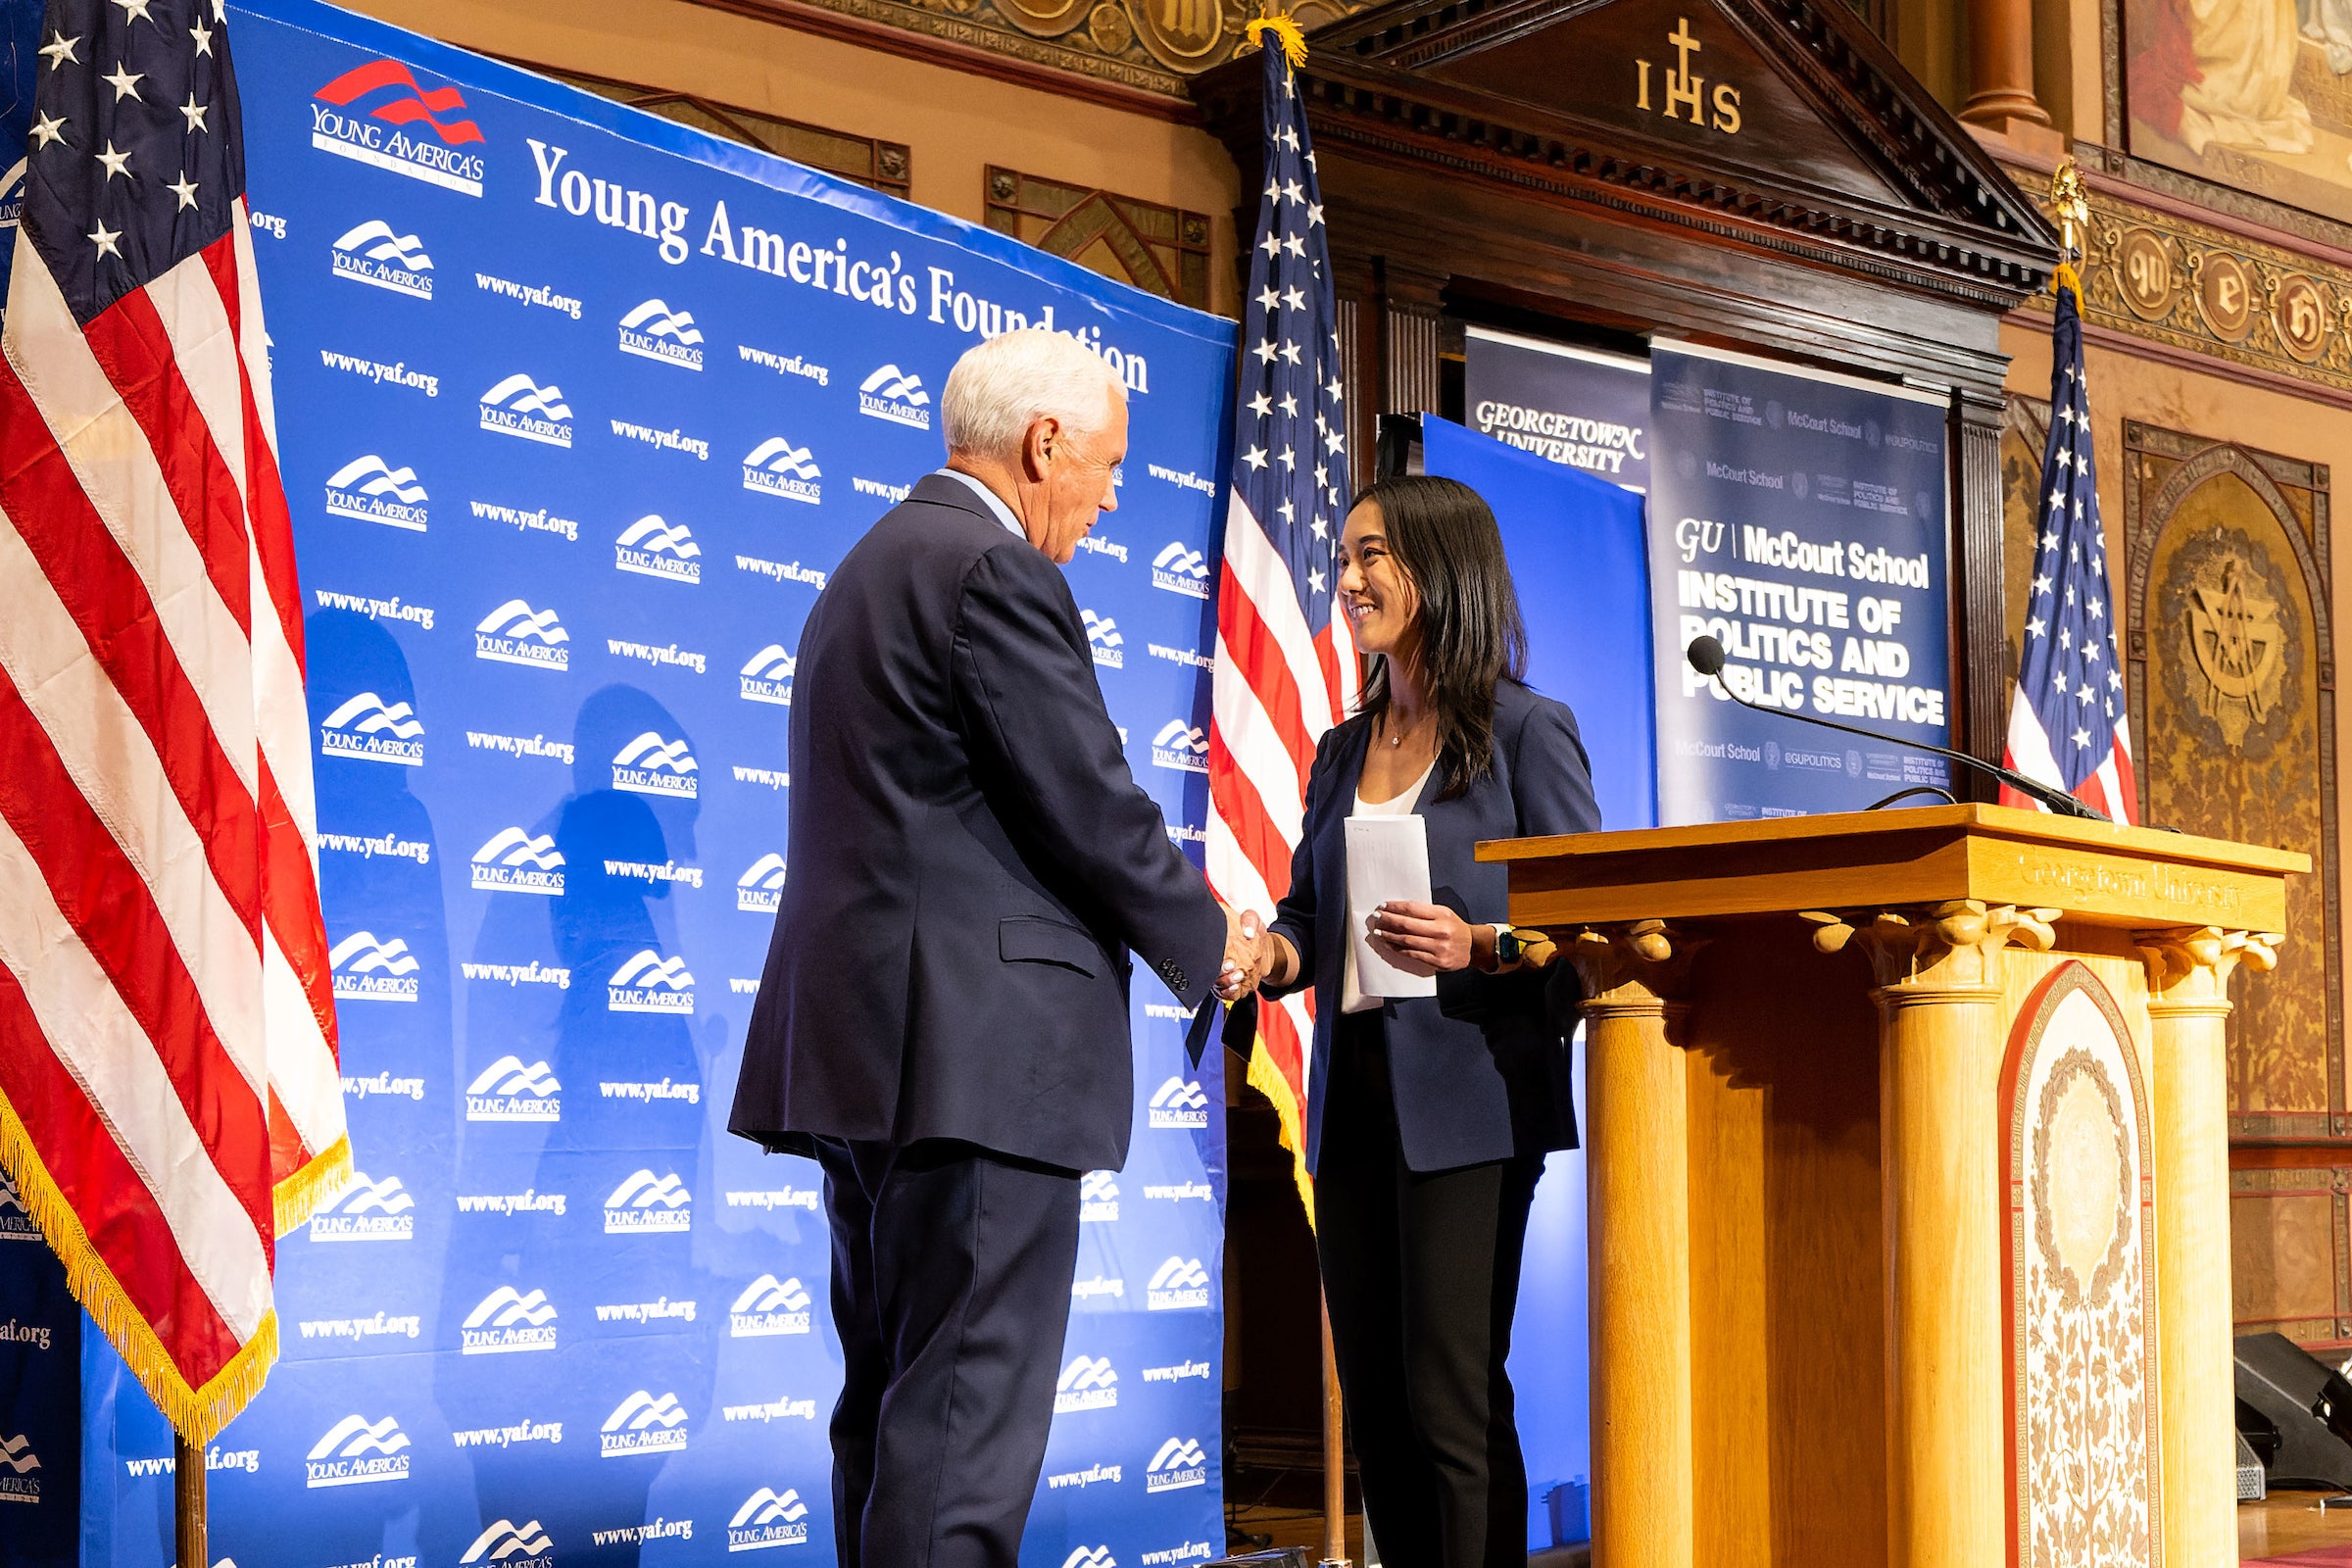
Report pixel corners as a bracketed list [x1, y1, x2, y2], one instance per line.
[1493, 923, 1527, 966]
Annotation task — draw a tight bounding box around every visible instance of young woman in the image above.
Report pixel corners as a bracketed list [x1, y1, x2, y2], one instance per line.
[1237, 474, 1600, 1568]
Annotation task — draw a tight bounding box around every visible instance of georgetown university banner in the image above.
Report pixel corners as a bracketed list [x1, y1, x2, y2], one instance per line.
[0, 2, 1239, 1564]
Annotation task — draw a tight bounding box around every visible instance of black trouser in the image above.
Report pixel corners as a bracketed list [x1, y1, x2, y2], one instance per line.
[1316, 1012, 1544, 1568]
[813, 1137, 1081, 1568]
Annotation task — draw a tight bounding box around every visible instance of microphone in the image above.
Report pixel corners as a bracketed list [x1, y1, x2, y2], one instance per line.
[1683, 635, 2107, 821]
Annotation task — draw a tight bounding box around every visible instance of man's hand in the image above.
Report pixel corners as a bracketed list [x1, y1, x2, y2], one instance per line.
[1216, 906, 1270, 1002]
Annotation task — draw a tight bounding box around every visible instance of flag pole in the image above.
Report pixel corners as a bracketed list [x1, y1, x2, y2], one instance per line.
[1320, 1290, 1348, 1565]
[175, 1436, 207, 1568]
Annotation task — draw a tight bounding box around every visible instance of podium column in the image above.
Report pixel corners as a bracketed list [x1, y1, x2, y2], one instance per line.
[2140, 926, 2280, 1568]
[1570, 919, 1698, 1568]
[1812, 902, 2055, 1568]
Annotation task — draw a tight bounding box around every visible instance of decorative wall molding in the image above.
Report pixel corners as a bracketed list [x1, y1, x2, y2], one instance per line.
[2012, 172, 2352, 402]
[522, 59, 912, 194]
[690, 0, 1384, 106]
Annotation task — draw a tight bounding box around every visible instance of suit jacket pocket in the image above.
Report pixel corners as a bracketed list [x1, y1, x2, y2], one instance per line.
[999, 916, 1102, 976]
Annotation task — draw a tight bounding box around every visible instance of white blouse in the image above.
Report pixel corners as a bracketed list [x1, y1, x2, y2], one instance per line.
[1341, 758, 1436, 1014]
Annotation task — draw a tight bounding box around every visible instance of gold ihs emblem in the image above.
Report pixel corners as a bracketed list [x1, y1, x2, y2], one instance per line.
[2183, 547, 2285, 748]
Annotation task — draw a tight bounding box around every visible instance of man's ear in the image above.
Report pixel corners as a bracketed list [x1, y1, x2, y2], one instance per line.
[1020, 416, 1059, 483]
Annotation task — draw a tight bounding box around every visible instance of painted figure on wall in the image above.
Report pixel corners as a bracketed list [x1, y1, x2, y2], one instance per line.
[2129, 0, 2352, 221]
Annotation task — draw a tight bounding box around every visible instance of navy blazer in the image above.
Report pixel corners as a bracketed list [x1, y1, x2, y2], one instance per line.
[1265, 679, 1601, 1175]
[726, 473, 1228, 1173]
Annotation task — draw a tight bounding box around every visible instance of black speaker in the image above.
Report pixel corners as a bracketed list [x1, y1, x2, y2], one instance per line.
[2235, 1331, 2352, 1491]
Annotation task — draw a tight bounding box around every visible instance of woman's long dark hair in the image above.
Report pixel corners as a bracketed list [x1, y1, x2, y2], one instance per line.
[1351, 474, 1528, 801]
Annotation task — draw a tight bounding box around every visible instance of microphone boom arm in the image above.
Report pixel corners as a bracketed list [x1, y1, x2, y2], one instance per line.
[1684, 637, 2108, 822]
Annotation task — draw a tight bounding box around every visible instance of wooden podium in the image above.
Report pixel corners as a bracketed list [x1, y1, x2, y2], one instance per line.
[1480, 805, 2307, 1568]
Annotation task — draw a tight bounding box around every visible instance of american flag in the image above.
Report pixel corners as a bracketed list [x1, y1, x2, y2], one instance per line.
[1207, 19, 1356, 1215]
[0, 0, 345, 1441]
[2000, 270, 2137, 822]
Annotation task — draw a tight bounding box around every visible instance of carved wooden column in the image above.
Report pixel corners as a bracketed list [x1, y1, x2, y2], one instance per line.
[1951, 386, 2010, 772]
[1382, 304, 1442, 417]
[1959, 0, 2049, 129]
[2139, 926, 2281, 1568]
[1569, 919, 1699, 1568]
[1811, 902, 2056, 1568]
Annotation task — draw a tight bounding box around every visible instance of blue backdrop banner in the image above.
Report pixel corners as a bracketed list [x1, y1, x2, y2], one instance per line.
[0, 2, 1240, 1565]
[1645, 343, 1952, 824]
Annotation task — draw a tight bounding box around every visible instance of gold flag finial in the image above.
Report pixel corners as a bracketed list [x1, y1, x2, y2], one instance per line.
[1246, 9, 1309, 67]
[2046, 159, 2090, 291]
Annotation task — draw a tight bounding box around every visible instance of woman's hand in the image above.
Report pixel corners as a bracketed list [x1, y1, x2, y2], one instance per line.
[1368, 901, 1477, 974]
[1217, 906, 1269, 1001]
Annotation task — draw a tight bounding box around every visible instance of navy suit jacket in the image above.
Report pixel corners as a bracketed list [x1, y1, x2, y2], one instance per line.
[726, 473, 1228, 1173]
[1264, 679, 1601, 1175]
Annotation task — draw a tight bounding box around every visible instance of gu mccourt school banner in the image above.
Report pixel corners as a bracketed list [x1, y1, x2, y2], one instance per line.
[0, 3, 1243, 1566]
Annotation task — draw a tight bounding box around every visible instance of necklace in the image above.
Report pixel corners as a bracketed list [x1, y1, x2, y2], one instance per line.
[1385, 709, 1427, 748]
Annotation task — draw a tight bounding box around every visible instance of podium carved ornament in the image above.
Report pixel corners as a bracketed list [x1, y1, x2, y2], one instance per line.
[1564, 919, 1701, 1013]
[1801, 900, 2059, 989]
[2135, 924, 2283, 1010]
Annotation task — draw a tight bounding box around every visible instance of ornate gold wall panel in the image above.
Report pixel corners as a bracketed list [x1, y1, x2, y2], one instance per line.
[2230, 1166, 2352, 1347]
[2012, 173, 2352, 401]
[983, 168, 1211, 307]
[2121, 424, 2340, 1141]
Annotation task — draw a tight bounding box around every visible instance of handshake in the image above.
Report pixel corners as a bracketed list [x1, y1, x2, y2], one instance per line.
[1215, 907, 1285, 1004]
[1213, 901, 1486, 1003]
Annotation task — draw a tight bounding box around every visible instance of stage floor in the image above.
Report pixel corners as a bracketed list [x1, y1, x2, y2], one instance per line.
[1225, 1495, 2351, 1566]
[2247, 1491, 2352, 1565]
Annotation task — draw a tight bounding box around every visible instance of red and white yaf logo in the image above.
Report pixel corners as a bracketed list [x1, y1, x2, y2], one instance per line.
[311, 60, 488, 196]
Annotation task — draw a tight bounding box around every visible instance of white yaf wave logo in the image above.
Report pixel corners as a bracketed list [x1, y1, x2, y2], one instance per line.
[465, 1056, 560, 1099]
[475, 602, 565, 641]
[460, 1520, 552, 1565]
[463, 1287, 557, 1329]
[329, 932, 421, 1003]
[472, 827, 563, 870]
[736, 852, 787, 911]
[731, 1275, 810, 1314]
[325, 454, 426, 500]
[619, 298, 703, 341]
[329, 219, 433, 298]
[605, 1168, 693, 1233]
[479, 374, 574, 447]
[318, 691, 424, 765]
[612, 731, 699, 798]
[618, 298, 705, 369]
[743, 436, 822, 503]
[729, 1487, 809, 1527]
[858, 363, 932, 428]
[308, 1414, 409, 1462]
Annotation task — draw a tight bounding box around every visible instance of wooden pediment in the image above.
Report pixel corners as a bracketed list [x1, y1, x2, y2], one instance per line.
[1195, 0, 2061, 309]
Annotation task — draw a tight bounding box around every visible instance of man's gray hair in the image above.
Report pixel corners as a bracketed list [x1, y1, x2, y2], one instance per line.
[942, 329, 1124, 463]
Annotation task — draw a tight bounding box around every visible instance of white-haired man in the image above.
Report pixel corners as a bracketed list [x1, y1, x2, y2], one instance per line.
[728, 329, 1254, 1566]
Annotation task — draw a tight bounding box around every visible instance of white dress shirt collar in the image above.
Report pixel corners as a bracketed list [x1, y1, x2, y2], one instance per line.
[937, 467, 1025, 540]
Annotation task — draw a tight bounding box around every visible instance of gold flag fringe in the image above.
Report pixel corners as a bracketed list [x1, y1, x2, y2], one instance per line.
[2054, 261, 2082, 302]
[1245, 1033, 1317, 1230]
[0, 1088, 280, 1445]
[1244, 11, 1309, 67]
[273, 1131, 353, 1239]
